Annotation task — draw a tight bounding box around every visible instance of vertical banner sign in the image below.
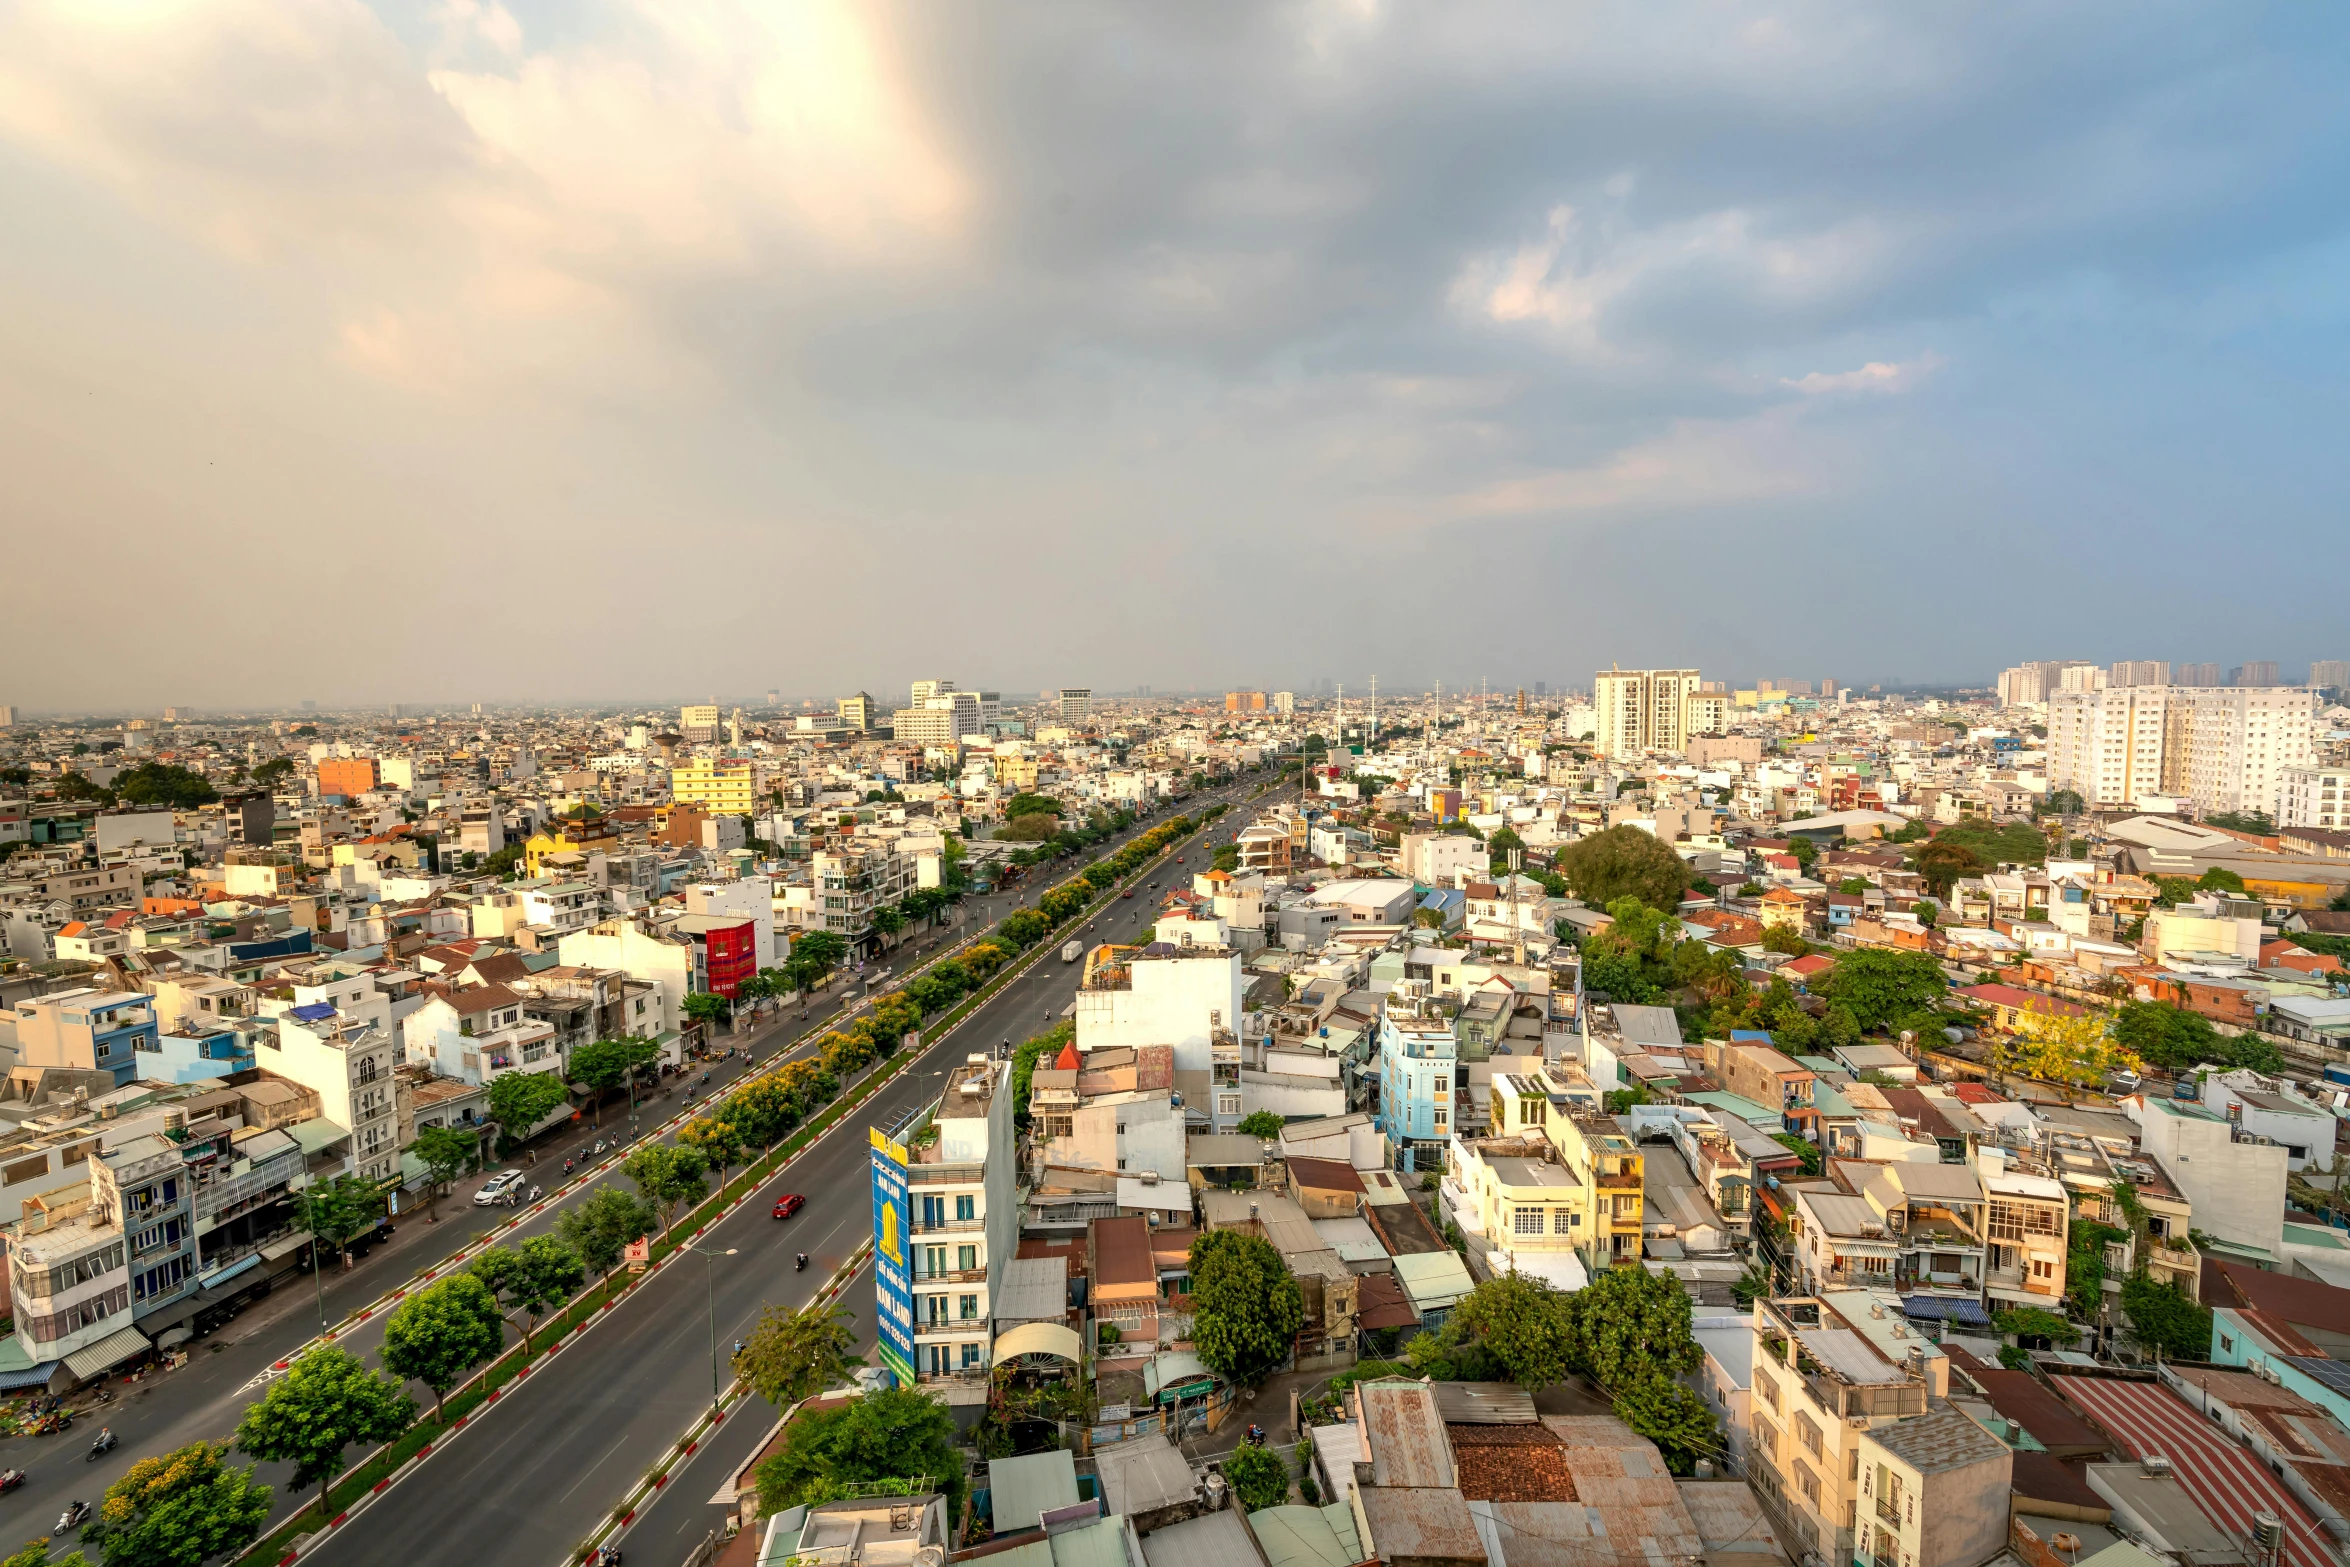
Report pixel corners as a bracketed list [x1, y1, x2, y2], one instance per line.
[869, 1126, 917, 1388]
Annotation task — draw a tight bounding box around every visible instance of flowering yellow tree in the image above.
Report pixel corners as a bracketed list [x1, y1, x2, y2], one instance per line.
[2000, 1001, 2139, 1091]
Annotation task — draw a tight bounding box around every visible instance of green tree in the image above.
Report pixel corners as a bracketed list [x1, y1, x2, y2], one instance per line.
[1189, 1230, 1305, 1385]
[1769, 1133, 1823, 1176]
[1222, 1443, 1290, 1512]
[1837, 878, 1871, 895]
[2120, 1273, 2213, 1359]
[566, 1036, 661, 1122]
[83, 1439, 271, 1567]
[233, 1347, 414, 1526]
[409, 1124, 480, 1222]
[754, 1387, 960, 1515]
[735, 1300, 861, 1408]
[1821, 948, 1947, 1032]
[1004, 793, 1061, 820]
[1562, 1263, 1701, 1393]
[622, 1143, 710, 1231]
[469, 1234, 587, 1351]
[1914, 840, 1982, 899]
[792, 931, 849, 975]
[1558, 826, 1691, 912]
[1236, 1111, 1286, 1140]
[1611, 1371, 1720, 1475]
[380, 1273, 506, 1420]
[108, 762, 220, 809]
[682, 991, 732, 1032]
[554, 1186, 659, 1279]
[1993, 1306, 2074, 1346]
[3, 1539, 90, 1566]
[485, 1069, 569, 1154]
[296, 1173, 386, 1268]
[1448, 1273, 1575, 1388]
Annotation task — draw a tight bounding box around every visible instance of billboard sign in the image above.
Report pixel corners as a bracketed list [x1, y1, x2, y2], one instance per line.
[869, 1126, 917, 1388]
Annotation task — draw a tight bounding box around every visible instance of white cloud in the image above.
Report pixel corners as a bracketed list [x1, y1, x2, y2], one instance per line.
[1448, 407, 1819, 519]
[1780, 352, 1944, 395]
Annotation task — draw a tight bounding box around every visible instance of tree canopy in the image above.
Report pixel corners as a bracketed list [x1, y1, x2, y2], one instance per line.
[1222, 1443, 1290, 1512]
[85, 1440, 272, 1567]
[735, 1301, 861, 1408]
[381, 1273, 507, 1419]
[234, 1347, 414, 1524]
[1820, 948, 1946, 1033]
[109, 762, 220, 810]
[1558, 826, 1692, 911]
[754, 1387, 959, 1515]
[555, 1186, 659, 1278]
[1189, 1230, 1305, 1385]
[2113, 1001, 2280, 1075]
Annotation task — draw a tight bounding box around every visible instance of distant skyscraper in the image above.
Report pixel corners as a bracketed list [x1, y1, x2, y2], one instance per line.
[765, 688, 781, 706]
[2108, 661, 2170, 688]
[2176, 663, 2222, 688]
[910, 679, 954, 706]
[1273, 692, 1295, 716]
[1514, 688, 1527, 715]
[2230, 661, 2281, 688]
[1820, 677, 1836, 700]
[0, 706, 15, 727]
[1225, 691, 1266, 713]
[839, 692, 874, 731]
[1534, 682, 1547, 698]
[2311, 661, 2350, 691]
[1057, 688, 1092, 723]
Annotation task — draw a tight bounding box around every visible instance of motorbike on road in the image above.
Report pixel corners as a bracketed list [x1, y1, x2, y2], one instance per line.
[88, 1427, 117, 1460]
[59, 1501, 91, 1532]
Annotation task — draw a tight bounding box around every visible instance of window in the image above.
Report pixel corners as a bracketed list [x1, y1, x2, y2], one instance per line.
[955, 1194, 975, 1222]
[1514, 1208, 1545, 1235]
[958, 1245, 977, 1272]
[1797, 1462, 1821, 1507]
[1758, 1373, 1779, 1412]
[1795, 1411, 1823, 1457]
[2033, 1259, 2055, 1279]
[961, 1342, 982, 1369]
[959, 1294, 979, 1320]
[1554, 1209, 1575, 1234]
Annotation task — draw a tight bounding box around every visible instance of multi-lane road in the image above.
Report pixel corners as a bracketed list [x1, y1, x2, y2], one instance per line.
[0, 785, 1258, 1560]
[297, 791, 1254, 1567]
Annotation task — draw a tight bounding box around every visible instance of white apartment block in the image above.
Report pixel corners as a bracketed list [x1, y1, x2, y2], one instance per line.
[895, 694, 982, 748]
[2048, 684, 2316, 817]
[905, 1057, 1014, 1380]
[257, 1007, 400, 1185]
[1592, 668, 1702, 758]
[2279, 764, 2350, 831]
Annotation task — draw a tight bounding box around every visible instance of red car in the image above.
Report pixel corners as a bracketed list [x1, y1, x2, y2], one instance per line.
[1120, 889, 1135, 899]
[772, 1194, 806, 1220]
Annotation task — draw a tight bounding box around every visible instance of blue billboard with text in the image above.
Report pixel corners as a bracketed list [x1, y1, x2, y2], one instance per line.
[869, 1127, 916, 1388]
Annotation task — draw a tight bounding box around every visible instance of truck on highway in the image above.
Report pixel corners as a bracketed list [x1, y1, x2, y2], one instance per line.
[1061, 940, 1084, 963]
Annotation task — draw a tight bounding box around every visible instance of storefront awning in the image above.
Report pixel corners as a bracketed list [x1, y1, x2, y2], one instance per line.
[993, 1322, 1081, 1363]
[63, 1325, 151, 1382]
[1900, 1294, 1993, 1330]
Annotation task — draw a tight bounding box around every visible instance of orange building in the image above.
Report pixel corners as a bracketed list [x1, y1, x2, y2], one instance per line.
[316, 757, 379, 797]
[1224, 691, 1267, 712]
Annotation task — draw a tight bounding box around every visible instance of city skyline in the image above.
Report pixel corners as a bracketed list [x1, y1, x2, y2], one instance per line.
[5, 6, 2349, 705]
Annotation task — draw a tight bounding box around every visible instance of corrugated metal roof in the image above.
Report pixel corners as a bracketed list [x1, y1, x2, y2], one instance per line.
[1247, 1505, 1363, 1567]
[1139, 1507, 1255, 1567]
[1095, 1432, 1197, 1519]
[1430, 1381, 1538, 1424]
[989, 1450, 1081, 1533]
[994, 1256, 1069, 1324]
[1359, 1381, 1454, 1488]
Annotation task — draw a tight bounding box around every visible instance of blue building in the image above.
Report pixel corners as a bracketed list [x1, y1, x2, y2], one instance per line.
[1376, 988, 1460, 1173]
[139, 1028, 257, 1084]
[13, 987, 161, 1088]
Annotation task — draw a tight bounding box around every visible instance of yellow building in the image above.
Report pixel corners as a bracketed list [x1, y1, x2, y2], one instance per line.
[522, 812, 622, 877]
[670, 757, 760, 818]
[993, 755, 1041, 789]
[1453, 1071, 1644, 1275]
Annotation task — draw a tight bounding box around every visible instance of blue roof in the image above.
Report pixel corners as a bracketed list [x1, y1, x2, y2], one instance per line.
[288, 1002, 337, 1023]
[1730, 1029, 1775, 1044]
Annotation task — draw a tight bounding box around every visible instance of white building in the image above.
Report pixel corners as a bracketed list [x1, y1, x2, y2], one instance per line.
[2048, 684, 2316, 818]
[1592, 668, 1702, 759]
[1075, 945, 1244, 1080]
[559, 918, 697, 1040]
[256, 1006, 400, 1185]
[904, 1057, 1016, 1380]
[2128, 1092, 2289, 1266]
[2279, 764, 2350, 831]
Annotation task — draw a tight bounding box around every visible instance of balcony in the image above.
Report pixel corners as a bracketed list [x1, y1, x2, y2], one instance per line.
[911, 1215, 985, 1235]
[905, 1162, 987, 1186]
[912, 1267, 987, 1285]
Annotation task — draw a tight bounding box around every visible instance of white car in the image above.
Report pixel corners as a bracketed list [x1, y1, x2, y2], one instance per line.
[474, 1170, 527, 1207]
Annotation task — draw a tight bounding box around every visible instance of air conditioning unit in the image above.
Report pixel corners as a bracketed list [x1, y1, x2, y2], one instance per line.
[2140, 1456, 2173, 1479]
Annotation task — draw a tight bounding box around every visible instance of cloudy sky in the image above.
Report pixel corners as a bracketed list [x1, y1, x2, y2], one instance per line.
[4, 1, 2346, 711]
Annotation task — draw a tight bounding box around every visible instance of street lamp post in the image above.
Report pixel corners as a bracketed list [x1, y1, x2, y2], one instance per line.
[684, 1244, 739, 1419]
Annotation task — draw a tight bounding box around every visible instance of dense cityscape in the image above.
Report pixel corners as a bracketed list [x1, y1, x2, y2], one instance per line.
[6, 2, 2349, 1565]
[2, 661, 2349, 1567]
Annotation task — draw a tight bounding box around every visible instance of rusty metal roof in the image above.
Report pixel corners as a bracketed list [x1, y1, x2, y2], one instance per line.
[1359, 1381, 1455, 1489]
